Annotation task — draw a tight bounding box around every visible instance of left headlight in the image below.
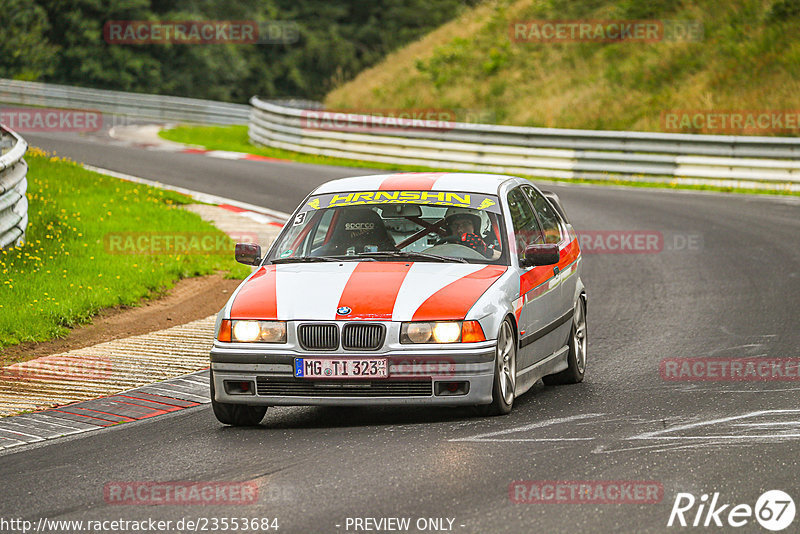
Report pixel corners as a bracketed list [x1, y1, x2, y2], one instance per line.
[218, 320, 287, 343]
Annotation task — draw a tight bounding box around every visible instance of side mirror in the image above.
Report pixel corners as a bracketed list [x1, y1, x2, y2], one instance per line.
[522, 243, 559, 267]
[235, 243, 262, 265]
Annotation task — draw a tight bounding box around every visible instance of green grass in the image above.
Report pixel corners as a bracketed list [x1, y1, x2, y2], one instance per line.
[0, 148, 250, 352]
[160, 124, 436, 172]
[159, 124, 799, 196]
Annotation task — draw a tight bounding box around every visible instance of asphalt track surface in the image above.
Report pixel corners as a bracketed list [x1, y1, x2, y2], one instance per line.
[2, 130, 799, 533]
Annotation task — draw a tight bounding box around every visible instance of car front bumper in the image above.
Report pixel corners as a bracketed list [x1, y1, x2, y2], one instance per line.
[210, 341, 496, 407]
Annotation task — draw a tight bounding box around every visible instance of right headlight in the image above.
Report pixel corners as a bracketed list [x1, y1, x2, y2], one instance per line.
[219, 320, 287, 343]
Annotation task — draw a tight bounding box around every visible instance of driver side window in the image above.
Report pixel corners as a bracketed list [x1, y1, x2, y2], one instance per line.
[522, 186, 563, 244]
[507, 188, 543, 262]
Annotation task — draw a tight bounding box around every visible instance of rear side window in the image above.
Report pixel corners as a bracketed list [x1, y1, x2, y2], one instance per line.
[507, 188, 543, 261]
[522, 186, 563, 244]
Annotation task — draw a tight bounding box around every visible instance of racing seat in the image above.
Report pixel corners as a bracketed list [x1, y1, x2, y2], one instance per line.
[314, 208, 397, 256]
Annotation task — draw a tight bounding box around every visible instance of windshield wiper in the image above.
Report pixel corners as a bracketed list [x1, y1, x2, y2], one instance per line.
[271, 256, 341, 263]
[271, 255, 376, 264]
[357, 251, 468, 263]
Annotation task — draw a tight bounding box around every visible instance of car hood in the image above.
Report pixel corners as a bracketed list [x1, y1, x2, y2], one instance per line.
[229, 262, 507, 322]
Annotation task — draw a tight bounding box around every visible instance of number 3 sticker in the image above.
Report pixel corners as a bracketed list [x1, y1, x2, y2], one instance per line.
[293, 212, 306, 226]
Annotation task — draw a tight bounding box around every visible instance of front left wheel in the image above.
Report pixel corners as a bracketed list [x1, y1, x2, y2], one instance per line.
[210, 371, 267, 426]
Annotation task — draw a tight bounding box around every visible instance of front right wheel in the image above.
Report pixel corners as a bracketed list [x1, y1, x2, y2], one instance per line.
[210, 371, 268, 426]
[476, 318, 516, 416]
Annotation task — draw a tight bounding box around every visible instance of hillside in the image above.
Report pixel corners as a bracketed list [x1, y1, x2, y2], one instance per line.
[325, 0, 800, 133]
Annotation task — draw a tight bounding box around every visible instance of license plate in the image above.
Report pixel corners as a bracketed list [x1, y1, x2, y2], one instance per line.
[294, 358, 388, 379]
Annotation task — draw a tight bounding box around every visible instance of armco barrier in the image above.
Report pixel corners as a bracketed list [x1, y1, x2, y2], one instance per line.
[0, 78, 250, 125]
[0, 126, 28, 248]
[0, 80, 320, 250]
[249, 97, 800, 191]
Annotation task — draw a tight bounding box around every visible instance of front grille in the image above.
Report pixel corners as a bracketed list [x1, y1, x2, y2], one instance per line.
[256, 377, 432, 397]
[298, 324, 338, 351]
[342, 323, 385, 350]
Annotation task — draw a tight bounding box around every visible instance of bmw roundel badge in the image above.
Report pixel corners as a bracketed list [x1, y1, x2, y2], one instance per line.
[337, 306, 352, 315]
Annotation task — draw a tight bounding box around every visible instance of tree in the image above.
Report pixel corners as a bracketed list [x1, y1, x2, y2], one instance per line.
[0, 0, 58, 80]
[8, 0, 477, 101]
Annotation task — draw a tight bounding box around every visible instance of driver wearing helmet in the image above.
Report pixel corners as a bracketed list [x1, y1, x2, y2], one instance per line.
[442, 210, 500, 259]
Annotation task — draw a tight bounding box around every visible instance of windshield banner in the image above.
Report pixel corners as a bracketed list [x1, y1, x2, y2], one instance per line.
[301, 191, 501, 213]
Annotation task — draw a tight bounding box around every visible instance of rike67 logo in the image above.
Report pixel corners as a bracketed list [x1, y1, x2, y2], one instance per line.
[668, 490, 795, 531]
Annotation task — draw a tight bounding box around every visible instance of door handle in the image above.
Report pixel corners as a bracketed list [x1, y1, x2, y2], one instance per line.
[553, 266, 560, 276]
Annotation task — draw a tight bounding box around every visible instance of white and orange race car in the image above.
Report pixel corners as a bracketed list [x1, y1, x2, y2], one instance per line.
[210, 173, 586, 425]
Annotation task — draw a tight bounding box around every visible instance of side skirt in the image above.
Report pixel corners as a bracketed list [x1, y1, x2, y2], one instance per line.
[514, 345, 569, 398]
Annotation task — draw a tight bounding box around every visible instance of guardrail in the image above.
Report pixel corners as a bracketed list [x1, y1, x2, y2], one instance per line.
[0, 79, 250, 125]
[249, 97, 800, 192]
[0, 126, 28, 248]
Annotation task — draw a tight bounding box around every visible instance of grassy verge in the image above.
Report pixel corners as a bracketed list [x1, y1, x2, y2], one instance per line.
[0, 148, 250, 351]
[160, 124, 798, 196]
[160, 124, 433, 172]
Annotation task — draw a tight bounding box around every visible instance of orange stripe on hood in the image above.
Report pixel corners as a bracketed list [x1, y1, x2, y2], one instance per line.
[412, 265, 507, 321]
[337, 262, 412, 320]
[230, 265, 278, 319]
[379, 173, 447, 191]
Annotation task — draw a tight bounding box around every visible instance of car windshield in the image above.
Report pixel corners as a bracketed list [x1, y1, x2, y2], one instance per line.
[268, 190, 507, 264]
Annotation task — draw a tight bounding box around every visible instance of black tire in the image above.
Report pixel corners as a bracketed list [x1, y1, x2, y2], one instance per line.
[476, 318, 516, 416]
[210, 371, 267, 426]
[543, 298, 587, 385]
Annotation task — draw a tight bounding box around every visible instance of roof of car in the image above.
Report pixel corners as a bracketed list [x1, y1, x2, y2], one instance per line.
[312, 172, 521, 196]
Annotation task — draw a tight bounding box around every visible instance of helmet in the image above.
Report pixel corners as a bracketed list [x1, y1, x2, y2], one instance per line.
[443, 207, 486, 235]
